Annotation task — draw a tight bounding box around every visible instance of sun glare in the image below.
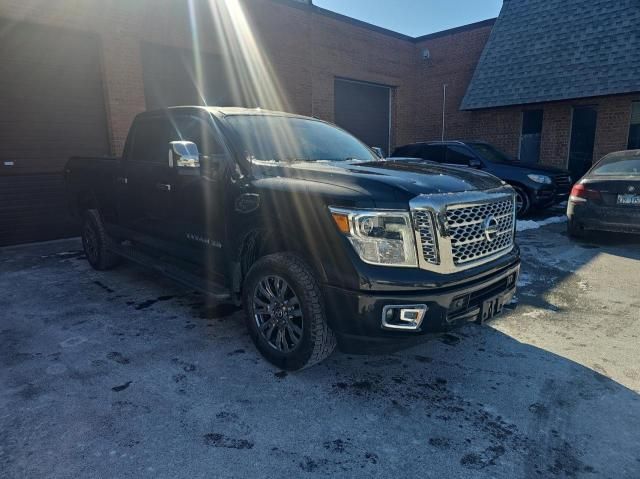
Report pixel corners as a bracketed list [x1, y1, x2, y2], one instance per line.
[204, 0, 291, 112]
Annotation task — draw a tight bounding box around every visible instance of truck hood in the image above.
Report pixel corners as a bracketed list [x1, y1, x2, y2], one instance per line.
[251, 158, 504, 207]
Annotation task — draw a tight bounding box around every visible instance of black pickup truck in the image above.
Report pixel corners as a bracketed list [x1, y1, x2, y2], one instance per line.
[65, 107, 520, 370]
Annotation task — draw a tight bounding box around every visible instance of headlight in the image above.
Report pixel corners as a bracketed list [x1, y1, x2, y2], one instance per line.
[527, 174, 552, 184]
[329, 207, 418, 267]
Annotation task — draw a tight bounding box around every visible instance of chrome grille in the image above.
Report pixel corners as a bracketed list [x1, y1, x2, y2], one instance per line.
[446, 199, 515, 265]
[412, 210, 439, 264]
[410, 187, 516, 274]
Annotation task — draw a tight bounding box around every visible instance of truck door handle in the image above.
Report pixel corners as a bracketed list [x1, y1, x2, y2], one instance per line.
[116, 176, 128, 185]
[156, 183, 172, 191]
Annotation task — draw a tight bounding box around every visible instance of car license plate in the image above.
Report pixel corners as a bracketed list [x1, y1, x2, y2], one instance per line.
[617, 194, 640, 205]
[480, 295, 504, 323]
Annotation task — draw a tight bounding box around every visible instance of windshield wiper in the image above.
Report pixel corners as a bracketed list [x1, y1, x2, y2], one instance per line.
[257, 157, 374, 163]
[343, 157, 375, 163]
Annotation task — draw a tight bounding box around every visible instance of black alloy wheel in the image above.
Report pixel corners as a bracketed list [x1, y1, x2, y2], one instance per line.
[252, 275, 304, 353]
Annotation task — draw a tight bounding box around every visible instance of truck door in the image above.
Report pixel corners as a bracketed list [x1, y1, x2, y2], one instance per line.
[118, 116, 175, 243]
[166, 113, 228, 278]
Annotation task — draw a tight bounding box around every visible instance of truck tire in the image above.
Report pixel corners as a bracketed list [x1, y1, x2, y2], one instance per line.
[243, 253, 336, 370]
[81, 209, 120, 271]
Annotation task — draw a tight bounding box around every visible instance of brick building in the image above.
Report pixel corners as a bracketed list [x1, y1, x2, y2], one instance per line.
[1, 0, 638, 245]
[460, 0, 640, 180]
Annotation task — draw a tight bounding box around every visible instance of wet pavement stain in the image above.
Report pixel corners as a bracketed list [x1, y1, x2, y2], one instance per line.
[197, 303, 242, 319]
[93, 280, 115, 293]
[440, 334, 461, 346]
[111, 381, 132, 392]
[203, 433, 254, 450]
[106, 351, 130, 365]
[135, 295, 175, 310]
[323, 439, 349, 453]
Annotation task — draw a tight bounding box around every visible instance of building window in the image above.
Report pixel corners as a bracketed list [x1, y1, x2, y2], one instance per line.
[519, 110, 543, 163]
[628, 102, 640, 150]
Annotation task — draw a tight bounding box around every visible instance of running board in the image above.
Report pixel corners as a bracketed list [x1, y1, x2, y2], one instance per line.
[110, 243, 231, 301]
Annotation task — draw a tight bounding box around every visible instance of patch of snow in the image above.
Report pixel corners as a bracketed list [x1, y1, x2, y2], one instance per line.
[517, 271, 533, 287]
[516, 215, 567, 232]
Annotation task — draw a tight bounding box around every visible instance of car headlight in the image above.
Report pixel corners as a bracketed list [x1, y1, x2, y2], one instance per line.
[527, 174, 552, 184]
[329, 207, 418, 267]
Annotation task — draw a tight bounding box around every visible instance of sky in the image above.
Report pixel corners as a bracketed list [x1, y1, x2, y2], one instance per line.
[312, 0, 503, 37]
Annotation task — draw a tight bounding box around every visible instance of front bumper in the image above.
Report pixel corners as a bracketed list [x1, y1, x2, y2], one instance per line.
[323, 259, 520, 354]
[531, 186, 569, 207]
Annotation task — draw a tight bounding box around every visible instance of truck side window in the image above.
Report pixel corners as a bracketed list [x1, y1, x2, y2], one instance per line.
[174, 116, 224, 157]
[130, 117, 173, 164]
[446, 145, 476, 165]
[420, 145, 446, 162]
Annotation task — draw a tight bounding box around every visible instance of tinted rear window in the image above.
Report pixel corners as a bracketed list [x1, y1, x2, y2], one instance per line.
[591, 155, 640, 176]
[469, 143, 515, 164]
[392, 146, 413, 157]
[391, 144, 444, 161]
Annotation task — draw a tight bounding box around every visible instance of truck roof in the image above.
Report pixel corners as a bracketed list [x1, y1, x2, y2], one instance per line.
[140, 106, 313, 121]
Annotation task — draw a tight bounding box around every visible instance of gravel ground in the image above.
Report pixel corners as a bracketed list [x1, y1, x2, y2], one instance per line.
[1, 219, 639, 478]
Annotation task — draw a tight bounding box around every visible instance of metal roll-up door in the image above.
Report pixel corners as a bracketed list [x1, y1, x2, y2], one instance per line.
[334, 78, 391, 155]
[0, 20, 110, 245]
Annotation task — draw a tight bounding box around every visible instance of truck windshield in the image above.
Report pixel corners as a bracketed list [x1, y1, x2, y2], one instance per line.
[224, 115, 378, 163]
[469, 143, 516, 164]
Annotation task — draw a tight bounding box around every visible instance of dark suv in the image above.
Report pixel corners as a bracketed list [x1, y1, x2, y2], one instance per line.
[392, 141, 572, 216]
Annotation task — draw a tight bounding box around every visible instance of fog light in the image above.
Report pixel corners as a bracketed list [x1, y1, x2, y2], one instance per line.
[450, 296, 469, 313]
[381, 304, 428, 331]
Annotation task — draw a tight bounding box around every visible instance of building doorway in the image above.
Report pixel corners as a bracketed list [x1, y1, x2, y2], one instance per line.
[519, 110, 543, 164]
[334, 78, 391, 155]
[568, 106, 598, 179]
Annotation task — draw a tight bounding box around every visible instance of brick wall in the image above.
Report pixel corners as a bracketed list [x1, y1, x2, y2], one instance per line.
[0, 0, 423, 157]
[460, 95, 639, 169]
[593, 95, 636, 160]
[413, 22, 495, 143]
[410, 19, 640, 170]
[0, 0, 638, 176]
[310, 9, 417, 148]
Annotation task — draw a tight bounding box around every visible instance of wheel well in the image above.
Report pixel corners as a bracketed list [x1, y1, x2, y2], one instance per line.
[236, 229, 328, 292]
[239, 229, 280, 279]
[507, 181, 528, 193]
[76, 191, 98, 217]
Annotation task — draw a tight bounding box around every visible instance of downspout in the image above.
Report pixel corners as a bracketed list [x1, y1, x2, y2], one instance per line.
[441, 83, 447, 141]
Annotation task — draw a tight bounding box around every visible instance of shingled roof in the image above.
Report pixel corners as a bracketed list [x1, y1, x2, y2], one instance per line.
[461, 0, 640, 110]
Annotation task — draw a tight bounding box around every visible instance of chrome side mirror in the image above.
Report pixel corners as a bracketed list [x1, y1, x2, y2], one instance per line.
[469, 158, 482, 168]
[371, 146, 385, 159]
[169, 141, 200, 169]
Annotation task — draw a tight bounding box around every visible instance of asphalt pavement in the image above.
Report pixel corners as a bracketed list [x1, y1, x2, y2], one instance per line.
[1, 218, 639, 478]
